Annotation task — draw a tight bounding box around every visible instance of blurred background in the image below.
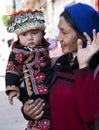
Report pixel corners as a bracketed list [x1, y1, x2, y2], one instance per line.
[0, 0, 99, 130]
[0, 0, 99, 61]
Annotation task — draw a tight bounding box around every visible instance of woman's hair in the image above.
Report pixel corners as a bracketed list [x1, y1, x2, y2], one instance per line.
[60, 10, 85, 41]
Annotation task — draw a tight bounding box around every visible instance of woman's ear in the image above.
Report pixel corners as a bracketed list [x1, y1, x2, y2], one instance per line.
[77, 34, 87, 48]
[78, 34, 86, 43]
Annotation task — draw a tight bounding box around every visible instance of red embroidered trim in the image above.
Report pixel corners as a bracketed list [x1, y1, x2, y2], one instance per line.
[6, 85, 19, 92]
[27, 119, 50, 130]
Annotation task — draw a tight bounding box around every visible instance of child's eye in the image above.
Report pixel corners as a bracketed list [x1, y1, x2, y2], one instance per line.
[22, 33, 27, 36]
[31, 31, 38, 34]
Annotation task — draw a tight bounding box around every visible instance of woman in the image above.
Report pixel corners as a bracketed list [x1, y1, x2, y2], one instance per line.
[22, 3, 99, 130]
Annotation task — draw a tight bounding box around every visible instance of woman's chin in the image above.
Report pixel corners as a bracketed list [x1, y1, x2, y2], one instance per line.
[62, 49, 70, 54]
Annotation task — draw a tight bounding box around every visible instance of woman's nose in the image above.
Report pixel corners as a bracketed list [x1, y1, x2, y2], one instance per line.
[58, 38, 63, 43]
[58, 32, 62, 42]
[58, 35, 63, 43]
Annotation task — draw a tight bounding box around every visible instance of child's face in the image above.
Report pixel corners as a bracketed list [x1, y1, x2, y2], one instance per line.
[19, 30, 44, 49]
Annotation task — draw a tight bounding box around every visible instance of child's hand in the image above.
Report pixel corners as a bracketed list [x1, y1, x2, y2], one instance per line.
[8, 91, 20, 105]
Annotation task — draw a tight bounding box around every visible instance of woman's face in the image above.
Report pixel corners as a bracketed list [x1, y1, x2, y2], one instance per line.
[19, 30, 44, 49]
[58, 16, 78, 54]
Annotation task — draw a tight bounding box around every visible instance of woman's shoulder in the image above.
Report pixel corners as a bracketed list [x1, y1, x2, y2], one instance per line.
[51, 56, 60, 67]
[51, 54, 68, 66]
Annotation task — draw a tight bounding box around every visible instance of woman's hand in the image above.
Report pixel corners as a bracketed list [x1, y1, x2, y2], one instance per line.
[77, 29, 99, 69]
[23, 98, 45, 120]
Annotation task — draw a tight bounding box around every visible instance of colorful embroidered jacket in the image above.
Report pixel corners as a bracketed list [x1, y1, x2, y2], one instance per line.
[49, 53, 99, 130]
[5, 40, 52, 120]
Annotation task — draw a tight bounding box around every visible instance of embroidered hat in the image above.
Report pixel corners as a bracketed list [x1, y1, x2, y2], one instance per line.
[65, 2, 99, 39]
[2, 9, 46, 35]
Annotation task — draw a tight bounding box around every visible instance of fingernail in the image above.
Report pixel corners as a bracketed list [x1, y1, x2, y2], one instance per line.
[38, 98, 42, 101]
[30, 99, 34, 102]
[41, 99, 44, 102]
[43, 103, 45, 106]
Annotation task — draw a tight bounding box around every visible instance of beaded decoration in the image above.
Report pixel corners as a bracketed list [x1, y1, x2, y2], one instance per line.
[2, 9, 46, 35]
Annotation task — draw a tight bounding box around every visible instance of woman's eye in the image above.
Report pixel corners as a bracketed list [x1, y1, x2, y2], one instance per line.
[62, 31, 67, 35]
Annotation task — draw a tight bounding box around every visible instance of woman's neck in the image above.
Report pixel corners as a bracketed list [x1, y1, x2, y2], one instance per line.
[72, 52, 77, 59]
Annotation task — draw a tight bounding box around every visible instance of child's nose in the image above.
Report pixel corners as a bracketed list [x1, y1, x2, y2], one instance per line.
[28, 34, 33, 39]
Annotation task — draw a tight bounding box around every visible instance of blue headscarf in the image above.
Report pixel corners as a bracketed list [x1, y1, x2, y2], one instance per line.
[65, 2, 99, 40]
[64, 3, 99, 69]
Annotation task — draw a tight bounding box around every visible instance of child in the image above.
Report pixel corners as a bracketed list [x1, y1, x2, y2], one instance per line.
[3, 9, 52, 130]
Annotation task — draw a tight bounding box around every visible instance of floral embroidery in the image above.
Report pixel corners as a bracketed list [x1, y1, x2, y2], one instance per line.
[22, 48, 50, 96]
[15, 52, 26, 63]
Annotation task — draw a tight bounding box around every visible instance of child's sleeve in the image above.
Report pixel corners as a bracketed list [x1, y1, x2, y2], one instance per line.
[5, 50, 23, 95]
